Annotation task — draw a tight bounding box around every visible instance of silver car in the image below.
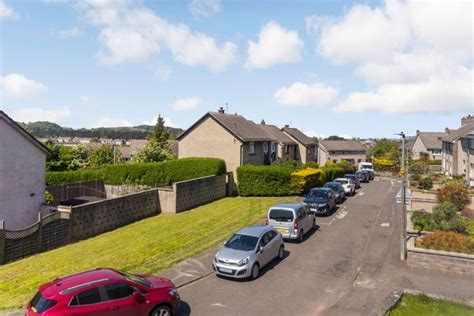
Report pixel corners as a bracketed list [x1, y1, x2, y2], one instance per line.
[267, 203, 316, 242]
[213, 226, 284, 280]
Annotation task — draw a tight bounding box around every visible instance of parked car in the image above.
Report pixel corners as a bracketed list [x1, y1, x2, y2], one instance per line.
[304, 187, 337, 215]
[213, 225, 284, 280]
[334, 178, 355, 196]
[357, 170, 370, 183]
[323, 182, 346, 203]
[26, 268, 180, 316]
[344, 174, 360, 189]
[358, 162, 374, 180]
[267, 202, 316, 242]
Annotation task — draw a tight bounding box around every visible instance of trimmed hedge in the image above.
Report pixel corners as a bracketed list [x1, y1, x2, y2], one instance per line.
[46, 158, 226, 186]
[290, 168, 326, 195]
[237, 165, 292, 196]
[322, 167, 344, 182]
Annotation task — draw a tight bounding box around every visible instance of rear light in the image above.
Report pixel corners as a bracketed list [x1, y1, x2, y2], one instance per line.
[294, 219, 299, 230]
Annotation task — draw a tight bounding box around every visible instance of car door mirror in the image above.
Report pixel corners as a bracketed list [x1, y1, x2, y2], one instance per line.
[257, 246, 264, 253]
[135, 293, 146, 303]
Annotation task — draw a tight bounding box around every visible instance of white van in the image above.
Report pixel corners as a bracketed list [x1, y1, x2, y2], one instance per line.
[358, 162, 374, 180]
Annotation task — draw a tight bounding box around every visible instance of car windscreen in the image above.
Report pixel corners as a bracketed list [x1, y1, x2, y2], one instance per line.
[225, 234, 259, 251]
[361, 164, 373, 170]
[325, 184, 339, 191]
[117, 271, 152, 288]
[335, 179, 348, 184]
[269, 209, 294, 222]
[30, 292, 56, 313]
[308, 190, 327, 199]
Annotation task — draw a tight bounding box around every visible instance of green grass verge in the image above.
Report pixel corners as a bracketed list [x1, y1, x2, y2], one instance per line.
[388, 294, 474, 316]
[0, 196, 297, 311]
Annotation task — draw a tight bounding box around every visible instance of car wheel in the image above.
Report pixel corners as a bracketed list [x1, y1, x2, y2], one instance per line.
[312, 219, 316, 230]
[250, 263, 260, 280]
[278, 245, 284, 260]
[298, 229, 304, 243]
[151, 305, 172, 316]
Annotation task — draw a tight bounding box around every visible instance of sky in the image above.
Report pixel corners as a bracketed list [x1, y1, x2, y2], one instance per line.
[0, 0, 472, 139]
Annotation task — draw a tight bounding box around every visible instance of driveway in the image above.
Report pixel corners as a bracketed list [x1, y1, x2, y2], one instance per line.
[176, 177, 474, 315]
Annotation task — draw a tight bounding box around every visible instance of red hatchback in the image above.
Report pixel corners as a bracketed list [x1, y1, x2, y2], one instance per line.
[26, 268, 180, 316]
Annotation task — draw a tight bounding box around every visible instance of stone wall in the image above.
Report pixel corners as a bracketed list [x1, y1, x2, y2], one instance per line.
[69, 189, 160, 241]
[104, 184, 153, 198]
[47, 180, 106, 203]
[407, 239, 474, 276]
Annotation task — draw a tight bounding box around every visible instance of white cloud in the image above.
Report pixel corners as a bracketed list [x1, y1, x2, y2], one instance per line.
[0, 0, 18, 20]
[245, 21, 303, 69]
[312, 0, 473, 114]
[79, 1, 237, 72]
[274, 82, 339, 107]
[188, 0, 222, 19]
[53, 26, 82, 39]
[171, 97, 202, 111]
[96, 117, 132, 128]
[11, 107, 72, 124]
[0, 73, 48, 100]
[144, 115, 178, 128]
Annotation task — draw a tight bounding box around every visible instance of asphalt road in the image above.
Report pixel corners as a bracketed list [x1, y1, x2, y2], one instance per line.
[178, 178, 405, 315]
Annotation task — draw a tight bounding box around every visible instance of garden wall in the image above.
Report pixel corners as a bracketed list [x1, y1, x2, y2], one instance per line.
[46, 180, 106, 203]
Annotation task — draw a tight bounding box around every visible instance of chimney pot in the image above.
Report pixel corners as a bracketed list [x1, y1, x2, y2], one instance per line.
[416, 129, 420, 136]
[218, 107, 225, 114]
[284, 124, 289, 128]
[261, 119, 265, 125]
[445, 127, 450, 134]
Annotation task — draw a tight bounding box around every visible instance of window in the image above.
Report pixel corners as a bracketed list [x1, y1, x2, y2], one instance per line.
[267, 230, 277, 241]
[263, 142, 268, 153]
[271, 142, 276, 153]
[285, 145, 289, 154]
[71, 288, 102, 306]
[104, 283, 135, 301]
[249, 142, 255, 155]
[297, 207, 306, 220]
[269, 209, 294, 222]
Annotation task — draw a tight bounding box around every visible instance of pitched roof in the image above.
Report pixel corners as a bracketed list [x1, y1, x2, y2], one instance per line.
[0, 110, 49, 154]
[281, 126, 316, 146]
[417, 132, 446, 150]
[258, 124, 296, 145]
[177, 112, 273, 142]
[319, 139, 366, 152]
[442, 123, 474, 142]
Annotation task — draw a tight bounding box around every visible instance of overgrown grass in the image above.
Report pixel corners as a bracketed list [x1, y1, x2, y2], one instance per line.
[0, 197, 297, 311]
[388, 294, 474, 316]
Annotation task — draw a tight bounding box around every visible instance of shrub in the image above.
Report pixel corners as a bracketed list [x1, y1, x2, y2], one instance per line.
[448, 216, 469, 235]
[273, 157, 302, 170]
[416, 231, 473, 254]
[428, 159, 442, 165]
[46, 158, 226, 186]
[322, 167, 345, 182]
[417, 177, 433, 190]
[411, 211, 433, 231]
[289, 168, 326, 195]
[237, 165, 292, 196]
[303, 162, 319, 169]
[461, 208, 474, 219]
[436, 179, 470, 211]
[44, 191, 54, 205]
[410, 161, 424, 175]
[432, 202, 458, 229]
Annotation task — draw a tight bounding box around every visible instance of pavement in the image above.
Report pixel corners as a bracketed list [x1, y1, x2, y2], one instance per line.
[4, 177, 474, 316]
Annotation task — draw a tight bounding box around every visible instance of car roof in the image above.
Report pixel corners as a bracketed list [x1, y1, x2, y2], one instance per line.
[344, 174, 356, 176]
[324, 182, 341, 186]
[237, 225, 271, 237]
[335, 178, 349, 181]
[310, 187, 331, 192]
[40, 268, 122, 297]
[269, 202, 305, 211]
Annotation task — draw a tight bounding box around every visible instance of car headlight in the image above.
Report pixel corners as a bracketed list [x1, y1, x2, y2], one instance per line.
[168, 288, 178, 297]
[214, 254, 219, 262]
[237, 257, 249, 266]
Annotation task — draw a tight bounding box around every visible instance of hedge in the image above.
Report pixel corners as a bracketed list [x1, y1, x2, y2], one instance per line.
[322, 167, 344, 182]
[46, 158, 226, 186]
[289, 168, 326, 195]
[237, 165, 292, 196]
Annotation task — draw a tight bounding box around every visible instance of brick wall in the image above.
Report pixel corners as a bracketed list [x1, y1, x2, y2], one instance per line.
[69, 189, 160, 241]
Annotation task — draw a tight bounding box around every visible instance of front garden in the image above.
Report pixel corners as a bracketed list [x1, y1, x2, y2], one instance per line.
[387, 293, 474, 316]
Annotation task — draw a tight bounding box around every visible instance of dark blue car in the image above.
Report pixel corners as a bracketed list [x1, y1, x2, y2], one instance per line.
[323, 182, 346, 204]
[304, 188, 336, 215]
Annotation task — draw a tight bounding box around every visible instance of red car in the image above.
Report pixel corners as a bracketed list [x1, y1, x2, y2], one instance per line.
[26, 268, 180, 316]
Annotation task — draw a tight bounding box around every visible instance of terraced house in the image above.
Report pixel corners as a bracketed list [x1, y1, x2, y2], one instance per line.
[442, 115, 474, 187]
[318, 139, 367, 166]
[281, 125, 318, 164]
[412, 130, 447, 160]
[258, 120, 297, 161]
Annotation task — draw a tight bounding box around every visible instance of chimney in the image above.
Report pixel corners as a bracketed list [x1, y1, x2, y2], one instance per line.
[445, 127, 450, 134]
[261, 119, 265, 125]
[416, 129, 420, 136]
[217, 106, 225, 114]
[284, 124, 289, 128]
[461, 114, 474, 126]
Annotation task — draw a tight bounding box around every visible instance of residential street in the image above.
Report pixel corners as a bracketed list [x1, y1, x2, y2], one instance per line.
[176, 178, 474, 315]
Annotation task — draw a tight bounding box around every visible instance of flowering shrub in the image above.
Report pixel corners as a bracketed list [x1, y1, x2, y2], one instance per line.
[436, 179, 470, 211]
[416, 231, 473, 254]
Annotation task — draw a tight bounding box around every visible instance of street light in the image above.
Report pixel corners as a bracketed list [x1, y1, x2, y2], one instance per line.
[395, 132, 406, 260]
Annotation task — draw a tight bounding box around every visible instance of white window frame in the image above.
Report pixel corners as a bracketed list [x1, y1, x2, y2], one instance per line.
[271, 142, 276, 153]
[249, 142, 255, 155]
[263, 142, 268, 153]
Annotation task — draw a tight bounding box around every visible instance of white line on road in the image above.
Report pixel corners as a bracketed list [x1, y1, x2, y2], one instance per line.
[380, 222, 390, 227]
[336, 210, 348, 219]
[357, 191, 365, 196]
[212, 303, 226, 308]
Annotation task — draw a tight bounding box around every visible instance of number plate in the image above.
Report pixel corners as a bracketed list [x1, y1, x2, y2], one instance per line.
[277, 227, 287, 233]
[219, 268, 233, 273]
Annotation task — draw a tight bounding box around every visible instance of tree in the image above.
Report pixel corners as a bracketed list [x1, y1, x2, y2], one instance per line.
[367, 139, 399, 159]
[326, 135, 345, 140]
[132, 139, 175, 163]
[151, 115, 170, 147]
[89, 144, 119, 167]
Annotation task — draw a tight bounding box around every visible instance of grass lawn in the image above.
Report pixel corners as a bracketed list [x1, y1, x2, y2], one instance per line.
[0, 196, 297, 311]
[388, 294, 474, 316]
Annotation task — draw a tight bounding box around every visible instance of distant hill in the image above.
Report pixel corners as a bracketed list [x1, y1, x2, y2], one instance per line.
[18, 121, 184, 140]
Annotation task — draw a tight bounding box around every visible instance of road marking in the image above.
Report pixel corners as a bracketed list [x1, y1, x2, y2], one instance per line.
[380, 222, 390, 227]
[212, 303, 226, 308]
[336, 210, 348, 219]
[357, 191, 365, 196]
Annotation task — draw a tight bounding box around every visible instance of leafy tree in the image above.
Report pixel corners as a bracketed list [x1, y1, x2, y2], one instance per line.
[326, 135, 345, 140]
[132, 139, 175, 163]
[367, 139, 399, 159]
[89, 144, 120, 167]
[151, 115, 171, 147]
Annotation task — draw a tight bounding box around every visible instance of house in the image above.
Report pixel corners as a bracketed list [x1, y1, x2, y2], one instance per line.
[318, 139, 367, 166]
[177, 107, 274, 179]
[441, 115, 474, 187]
[258, 120, 297, 161]
[120, 139, 148, 162]
[281, 125, 317, 164]
[0, 111, 49, 229]
[412, 131, 446, 160]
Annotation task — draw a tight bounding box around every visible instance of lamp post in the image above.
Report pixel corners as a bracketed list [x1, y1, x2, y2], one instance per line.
[395, 132, 406, 260]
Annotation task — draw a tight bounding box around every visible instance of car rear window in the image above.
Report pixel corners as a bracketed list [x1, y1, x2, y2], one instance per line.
[336, 179, 348, 184]
[269, 209, 294, 222]
[71, 287, 102, 305]
[30, 292, 56, 313]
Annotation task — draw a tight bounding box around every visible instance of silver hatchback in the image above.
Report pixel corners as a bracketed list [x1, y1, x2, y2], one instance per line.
[213, 225, 284, 279]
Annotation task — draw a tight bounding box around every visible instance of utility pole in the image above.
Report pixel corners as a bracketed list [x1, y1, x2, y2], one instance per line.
[396, 132, 407, 260]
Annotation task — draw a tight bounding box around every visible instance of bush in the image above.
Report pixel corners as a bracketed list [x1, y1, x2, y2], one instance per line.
[289, 168, 326, 195]
[272, 157, 302, 170]
[436, 179, 470, 211]
[46, 158, 226, 186]
[410, 161, 424, 175]
[303, 162, 319, 169]
[428, 159, 442, 165]
[322, 167, 345, 182]
[237, 165, 292, 196]
[416, 231, 473, 254]
[411, 211, 433, 231]
[417, 177, 433, 190]
[461, 208, 474, 219]
[432, 202, 457, 229]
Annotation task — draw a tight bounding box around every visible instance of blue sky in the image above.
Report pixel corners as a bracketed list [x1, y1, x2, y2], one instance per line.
[1, 0, 472, 138]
